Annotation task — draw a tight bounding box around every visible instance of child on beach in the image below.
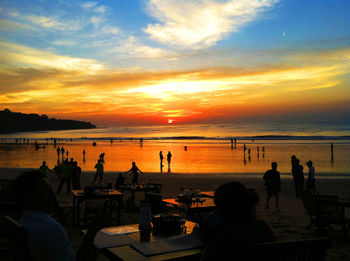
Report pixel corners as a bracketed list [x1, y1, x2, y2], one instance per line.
[93, 159, 104, 184]
[263, 162, 281, 212]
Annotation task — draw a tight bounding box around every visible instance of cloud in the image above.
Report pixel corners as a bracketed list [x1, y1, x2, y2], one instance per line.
[110, 36, 181, 59]
[0, 41, 105, 72]
[144, 0, 279, 49]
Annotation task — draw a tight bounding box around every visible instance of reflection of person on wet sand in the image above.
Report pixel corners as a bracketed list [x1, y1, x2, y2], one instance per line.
[124, 162, 143, 185]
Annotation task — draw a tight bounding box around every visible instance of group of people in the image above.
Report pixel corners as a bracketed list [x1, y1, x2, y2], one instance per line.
[55, 158, 82, 194]
[159, 151, 172, 167]
[263, 155, 316, 212]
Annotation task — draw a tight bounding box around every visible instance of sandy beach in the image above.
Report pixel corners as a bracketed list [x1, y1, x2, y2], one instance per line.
[1, 167, 350, 261]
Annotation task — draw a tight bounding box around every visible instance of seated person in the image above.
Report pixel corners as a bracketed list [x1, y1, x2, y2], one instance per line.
[195, 182, 275, 260]
[114, 173, 125, 189]
[12, 170, 107, 261]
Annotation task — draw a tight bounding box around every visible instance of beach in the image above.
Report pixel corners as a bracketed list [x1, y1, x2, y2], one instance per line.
[1, 167, 350, 261]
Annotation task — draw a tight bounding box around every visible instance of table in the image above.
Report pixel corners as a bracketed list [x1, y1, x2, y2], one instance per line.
[72, 189, 123, 226]
[95, 221, 202, 260]
[120, 184, 161, 197]
[162, 197, 216, 221]
[200, 191, 214, 198]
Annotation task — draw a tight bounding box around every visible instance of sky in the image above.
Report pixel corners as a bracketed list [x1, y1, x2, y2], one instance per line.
[0, 0, 349, 127]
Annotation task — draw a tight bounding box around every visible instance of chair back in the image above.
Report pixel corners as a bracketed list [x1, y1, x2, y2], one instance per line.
[145, 192, 163, 215]
[1, 216, 33, 261]
[301, 191, 319, 215]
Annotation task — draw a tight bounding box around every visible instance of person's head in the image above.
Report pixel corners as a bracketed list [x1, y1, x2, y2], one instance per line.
[42, 161, 46, 166]
[13, 171, 54, 213]
[271, 162, 277, 170]
[132, 161, 136, 166]
[295, 159, 300, 164]
[306, 160, 313, 167]
[214, 182, 259, 223]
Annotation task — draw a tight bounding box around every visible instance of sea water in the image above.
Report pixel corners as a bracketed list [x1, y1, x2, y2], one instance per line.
[0, 123, 349, 176]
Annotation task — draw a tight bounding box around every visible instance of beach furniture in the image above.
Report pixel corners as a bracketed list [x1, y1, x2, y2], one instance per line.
[93, 223, 331, 261]
[162, 197, 215, 222]
[302, 192, 350, 235]
[1, 216, 33, 261]
[92, 220, 200, 260]
[72, 188, 123, 226]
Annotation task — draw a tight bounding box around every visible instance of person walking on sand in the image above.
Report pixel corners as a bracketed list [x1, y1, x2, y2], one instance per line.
[263, 162, 281, 212]
[306, 160, 315, 195]
[159, 151, 164, 167]
[93, 159, 104, 184]
[167, 151, 172, 166]
[124, 162, 143, 185]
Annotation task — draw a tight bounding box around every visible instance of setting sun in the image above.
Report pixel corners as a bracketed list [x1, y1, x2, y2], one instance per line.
[168, 119, 173, 124]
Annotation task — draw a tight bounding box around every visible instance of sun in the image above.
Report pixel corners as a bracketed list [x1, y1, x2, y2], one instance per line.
[168, 119, 173, 124]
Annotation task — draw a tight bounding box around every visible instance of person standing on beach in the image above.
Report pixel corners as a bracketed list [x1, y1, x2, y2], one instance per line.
[93, 159, 104, 184]
[292, 158, 304, 198]
[124, 162, 143, 185]
[167, 151, 172, 166]
[83, 149, 86, 162]
[263, 162, 281, 212]
[159, 151, 164, 167]
[306, 160, 315, 195]
[61, 147, 65, 159]
[57, 159, 72, 195]
[56, 146, 60, 160]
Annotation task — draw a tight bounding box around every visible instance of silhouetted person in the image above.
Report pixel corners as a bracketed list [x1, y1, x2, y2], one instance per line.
[159, 151, 164, 167]
[306, 160, 315, 195]
[263, 162, 281, 211]
[13, 170, 108, 261]
[167, 151, 172, 166]
[61, 147, 65, 159]
[99, 152, 105, 163]
[124, 162, 143, 185]
[195, 182, 275, 261]
[293, 158, 304, 198]
[330, 142, 334, 162]
[56, 159, 72, 195]
[114, 173, 125, 190]
[56, 146, 60, 159]
[184, 146, 187, 151]
[257, 146, 260, 158]
[39, 161, 50, 178]
[83, 149, 86, 162]
[66, 150, 69, 159]
[72, 161, 82, 190]
[93, 159, 104, 184]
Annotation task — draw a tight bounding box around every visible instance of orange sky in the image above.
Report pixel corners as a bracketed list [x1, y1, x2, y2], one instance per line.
[1, 1, 350, 126]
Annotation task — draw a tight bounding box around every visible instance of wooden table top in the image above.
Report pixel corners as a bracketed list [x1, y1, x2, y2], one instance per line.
[162, 197, 215, 209]
[72, 189, 122, 197]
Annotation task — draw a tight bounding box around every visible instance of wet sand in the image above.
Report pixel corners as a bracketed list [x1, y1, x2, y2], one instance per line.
[1, 168, 350, 261]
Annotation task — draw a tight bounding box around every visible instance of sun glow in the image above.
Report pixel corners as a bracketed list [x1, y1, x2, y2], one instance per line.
[168, 119, 173, 124]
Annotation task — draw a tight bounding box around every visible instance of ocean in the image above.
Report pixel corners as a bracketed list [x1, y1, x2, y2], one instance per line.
[0, 123, 349, 176]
